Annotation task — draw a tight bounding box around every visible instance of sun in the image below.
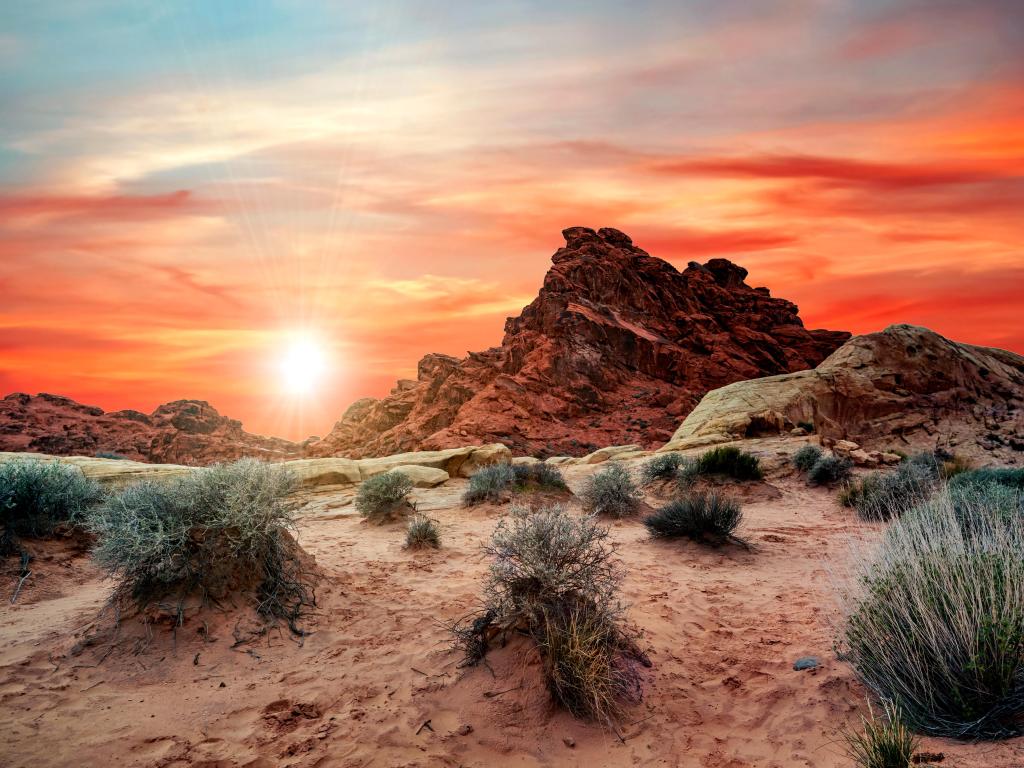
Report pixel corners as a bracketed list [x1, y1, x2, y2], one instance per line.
[279, 335, 328, 396]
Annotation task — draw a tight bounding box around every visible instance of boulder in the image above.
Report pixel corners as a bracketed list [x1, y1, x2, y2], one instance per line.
[283, 458, 361, 487]
[579, 444, 642, 465]
[662, 325, 1024, 458]
[389, 465, 450, 488]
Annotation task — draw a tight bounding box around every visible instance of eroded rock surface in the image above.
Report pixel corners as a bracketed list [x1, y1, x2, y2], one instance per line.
[310, 227, 849, 458]
[663, 324, 1024, 458]
[0, 394, 302, 465]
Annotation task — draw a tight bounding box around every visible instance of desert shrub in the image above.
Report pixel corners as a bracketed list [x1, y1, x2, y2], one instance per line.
[694, 446, 762, 481]
[643, 492, 743, 546]
[405, 514, 440, 549]
[938, 455, 972, 480]
[840, 458, 939, 521]
[355, 470, 414, 522]
[88, 459, 313, 631]
[537, 599, 642, 722]
[792, 444, 823, 472]
[511, 462, 568, 491]
[640, 453, 684, 485]
[579, 463, 644, 518]
[844, 701, 919, 768]
[451, 505, 647, 724]
[807, 454, 853, 486]
[949, 467, 1024, 492]
[463, 463, 515, 505]
[917, 481, 1023, 531]
[838, 485, 1024, 738]
[1, 459, 102, 551]
[675, 458, 700, 491]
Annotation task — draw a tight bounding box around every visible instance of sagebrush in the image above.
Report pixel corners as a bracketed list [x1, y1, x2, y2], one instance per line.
[450, 505, 647, 725]
[640, 453, 684, 485]
[89, 459, 314, 632]
[355, 470, 414, 522]
[405, 514, 440, 549]
[1, 459, 102, 552]
[464, 462, 567, 506]
[463, 463, 514, 504]
[643, 492, 743, 546]
[792, 445, 823, 472]
[579, 463, 644, 518]
[840, 453, 939, 521]
[838, 484, 1024, 738]
[807, 454, 853, 486]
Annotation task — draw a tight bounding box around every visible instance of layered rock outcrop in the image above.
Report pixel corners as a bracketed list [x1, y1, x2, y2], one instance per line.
[0, 394, 303, 465]
[662, 324, 1024, 458]
[310, 227, 851, 458]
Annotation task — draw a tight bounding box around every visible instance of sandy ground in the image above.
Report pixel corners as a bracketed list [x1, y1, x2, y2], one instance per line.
[2, 448, 1024, 768]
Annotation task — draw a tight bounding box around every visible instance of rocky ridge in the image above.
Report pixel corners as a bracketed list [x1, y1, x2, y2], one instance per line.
[309, 227, 850, 458]
[0, 394, 304, 465]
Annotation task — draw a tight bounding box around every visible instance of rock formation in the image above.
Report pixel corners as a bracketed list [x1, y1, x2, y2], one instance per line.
[310, 227, 851, 458]
[0, 393, 302, 465]
[662, 324, 1024, 459]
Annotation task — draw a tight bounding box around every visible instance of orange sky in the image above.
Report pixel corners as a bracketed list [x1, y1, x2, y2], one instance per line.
[1, 2, 1023, 440]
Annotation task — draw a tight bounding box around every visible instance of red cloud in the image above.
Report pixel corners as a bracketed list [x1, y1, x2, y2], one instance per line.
[0, 190, 210, 220]
[650, 153, 1010, 190]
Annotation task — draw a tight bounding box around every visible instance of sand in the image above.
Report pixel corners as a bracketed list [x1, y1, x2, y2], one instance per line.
[2, 448, 1023, 767]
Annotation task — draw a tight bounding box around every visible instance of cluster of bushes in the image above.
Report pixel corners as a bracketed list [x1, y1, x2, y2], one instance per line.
[463, 462, 568, 505]
[840, 452, 942, 521]
[791, 445, 853, 486]
[451, 504, 648, 725]
[838, 482, 1024, 739]
[89, 459, 315, 632]
[690, 446, 762, 481]
[579, 463, 644, 517]
[640, 447, 762, 497]
[2, 457, 315, 633]
[0, 459, 102, 553]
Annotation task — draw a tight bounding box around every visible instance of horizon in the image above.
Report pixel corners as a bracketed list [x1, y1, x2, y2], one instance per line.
[2, 1, 1023, 441]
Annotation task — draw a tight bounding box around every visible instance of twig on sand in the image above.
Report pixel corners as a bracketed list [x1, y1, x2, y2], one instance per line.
[483, 685, 522, 699]
[415, 719, 434, 735]
[10, 551, 32, 604]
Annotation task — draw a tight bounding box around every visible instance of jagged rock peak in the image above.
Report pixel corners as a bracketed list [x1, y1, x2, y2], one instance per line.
[309, 228, 851, 459]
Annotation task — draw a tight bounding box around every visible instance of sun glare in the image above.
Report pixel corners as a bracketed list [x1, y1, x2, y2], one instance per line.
[279, 336, 328, 396]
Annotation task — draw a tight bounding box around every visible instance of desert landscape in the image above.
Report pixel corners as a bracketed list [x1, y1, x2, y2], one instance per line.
[3, 4, 1024, 767]
[3, 229, 1024, 767]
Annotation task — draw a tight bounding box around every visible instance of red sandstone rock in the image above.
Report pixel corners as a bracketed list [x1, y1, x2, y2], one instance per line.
[309, 227, 851, 458]
[0, 393, 301, 465]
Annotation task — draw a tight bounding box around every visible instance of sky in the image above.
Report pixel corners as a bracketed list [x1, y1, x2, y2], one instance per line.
[1, 1, 1022, 440]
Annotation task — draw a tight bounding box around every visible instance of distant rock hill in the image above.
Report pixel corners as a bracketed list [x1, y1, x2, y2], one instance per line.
[0, 394, 302, 465]
[663, 324, 1024, 459]
[309, 227, 851, 458]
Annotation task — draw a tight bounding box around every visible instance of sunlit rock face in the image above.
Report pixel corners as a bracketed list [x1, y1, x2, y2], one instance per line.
[663, 324, 1024, 459]
[310, 227, 850, 459]
[0, 394, 302, 465]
